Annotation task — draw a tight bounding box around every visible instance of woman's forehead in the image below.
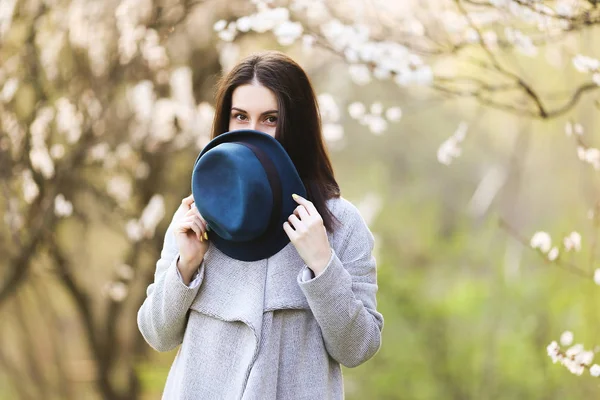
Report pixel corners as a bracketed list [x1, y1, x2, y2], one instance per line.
[231, 84, 278, 111]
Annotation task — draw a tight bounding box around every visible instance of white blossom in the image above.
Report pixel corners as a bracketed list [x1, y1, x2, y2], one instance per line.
[56, 98, 83, 144]
[30, 107, 54, 148]
[385, 107, 402, 122]
[370, 102, 383, 116]
[0, 78, 18, 103]
[302, 34, 315, 51]
[107, 175, 132, 205]
[348, 102, 366, 119]
[104, 281, 128, 302]
[273, 21, 303, 46]
[563, 232, 582, 252]
[483, 31, 498, 47]
[591, 364, 600, 377]
[140, 29, 168, 70]
[548, 246, 559, 261]
[170, 67, 195, 108]
[213, 19, 227, 32]
[438, 122, 468, 165]
[129, 80, 155, 121]
[115, 0, 153, 65]
[565, 121, 576, 136]
[88, 143, 110, 161]
[530, 231, 552, 253]
[116, 264, 134, 281]
[362, 114, 387, 135]
[22, 169, 39, 204]
[0, 0, 18, 38]
[348, 64, 371, 85]
[149, 98, 179, 144]
[50, 144, 65, 160]
[139, 194, 165, 239]
[573, 54, 600, 73]
[115, 143, 132, 161]
[126, 219, 143, 241]
[373, 66, 391, 80]
[560, 331, 574, 346]
[54, 194, 73, 217]
[580, 147, 600, 170]
[547, 341, 561, 364]
[594, 269, 600, 285]
[30, 147, 55, 179]
[218, 22, 237, 42]
[218, 42, 240, 73]
[317, 93, 340, 122]
[578, 350, 595, 366]
[322, 123, 344, 143]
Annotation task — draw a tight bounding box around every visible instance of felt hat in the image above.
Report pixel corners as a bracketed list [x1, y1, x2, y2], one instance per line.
[191, 129, 307, 261]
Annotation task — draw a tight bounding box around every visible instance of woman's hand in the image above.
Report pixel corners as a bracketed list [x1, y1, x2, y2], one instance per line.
[283, 194, 332, 276]
[174, 195, 209, 277]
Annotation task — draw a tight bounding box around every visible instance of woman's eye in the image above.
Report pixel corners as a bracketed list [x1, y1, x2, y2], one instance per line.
[233, 113, 247, 121]
[265, 116, 277, 124]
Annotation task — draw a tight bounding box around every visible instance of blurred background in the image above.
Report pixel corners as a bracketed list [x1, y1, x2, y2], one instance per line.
[2, 0, 600, 398]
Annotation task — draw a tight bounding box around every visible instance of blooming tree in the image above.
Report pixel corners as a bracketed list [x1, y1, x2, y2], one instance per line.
[0, 0, 221, 398]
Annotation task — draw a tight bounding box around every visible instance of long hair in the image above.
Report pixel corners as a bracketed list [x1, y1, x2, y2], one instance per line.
[210, 50, 341, 233]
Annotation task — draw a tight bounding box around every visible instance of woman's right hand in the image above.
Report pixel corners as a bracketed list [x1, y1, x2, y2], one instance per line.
[173, 194, 209, 274]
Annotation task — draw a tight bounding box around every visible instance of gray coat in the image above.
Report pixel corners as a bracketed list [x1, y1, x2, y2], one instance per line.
[137, 196, 384, 399]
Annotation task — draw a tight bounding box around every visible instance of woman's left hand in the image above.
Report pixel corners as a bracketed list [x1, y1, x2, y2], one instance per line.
[283, 194, 332, 276]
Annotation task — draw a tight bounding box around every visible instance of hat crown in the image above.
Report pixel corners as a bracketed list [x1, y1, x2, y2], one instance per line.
[191, 129, 307, 261]
[193, 143, 273, 241]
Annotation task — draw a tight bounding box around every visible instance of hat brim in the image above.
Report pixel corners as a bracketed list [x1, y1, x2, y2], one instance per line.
[192, 129, 307, 262]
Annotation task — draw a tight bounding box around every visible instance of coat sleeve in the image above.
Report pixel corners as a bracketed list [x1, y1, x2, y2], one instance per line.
[137, 211, 205, 352]
[296, 204, 384, 368]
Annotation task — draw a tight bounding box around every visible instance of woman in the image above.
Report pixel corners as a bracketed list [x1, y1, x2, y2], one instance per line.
[137, 50, 383, 399]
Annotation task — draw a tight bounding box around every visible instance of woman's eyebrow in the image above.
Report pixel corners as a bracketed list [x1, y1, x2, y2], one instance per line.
[231, 107, 278, 115]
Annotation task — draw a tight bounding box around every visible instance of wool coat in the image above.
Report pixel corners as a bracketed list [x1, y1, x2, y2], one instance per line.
[137, 196, 384, 399]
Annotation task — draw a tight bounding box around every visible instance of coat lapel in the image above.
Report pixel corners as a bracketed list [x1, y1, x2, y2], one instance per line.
[189, 243, 267, 340]
[263, 241, 310, 311]
[189, 203, 341, 339]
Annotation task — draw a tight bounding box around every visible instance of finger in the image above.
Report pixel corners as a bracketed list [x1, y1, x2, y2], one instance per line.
[283, 221, 297, 240]
[185, 207, 203, 222]
[179, 218, 203, 241]
[287, 214, 303, 231]
[294, 205, 310, 220]
[187, 205, 208, 227]
[192, 215, 207, 233]
[196, 211, 210, 232]
[292, 194, 316, 215]
[191, 219, 205, 241]
[182, 194, 194, 207]
[178, 221, 200, 240]
[186, 207, 206, 224]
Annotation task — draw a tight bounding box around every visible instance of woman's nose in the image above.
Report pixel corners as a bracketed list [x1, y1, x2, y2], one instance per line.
[249, 121, 257, 130]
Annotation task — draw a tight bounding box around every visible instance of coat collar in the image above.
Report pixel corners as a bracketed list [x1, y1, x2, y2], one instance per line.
[189, 239, 312, 342]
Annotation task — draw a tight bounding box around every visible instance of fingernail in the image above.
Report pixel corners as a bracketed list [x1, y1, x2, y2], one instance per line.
[203, 231, 208, 240]
[292, 193, 298, 199]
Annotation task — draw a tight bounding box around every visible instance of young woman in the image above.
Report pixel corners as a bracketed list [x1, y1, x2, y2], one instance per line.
[137, 50, 383, 399]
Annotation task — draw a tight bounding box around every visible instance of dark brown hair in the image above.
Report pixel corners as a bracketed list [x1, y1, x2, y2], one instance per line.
[210, 50, 341, 233]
